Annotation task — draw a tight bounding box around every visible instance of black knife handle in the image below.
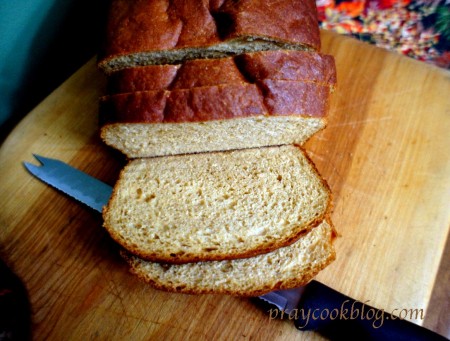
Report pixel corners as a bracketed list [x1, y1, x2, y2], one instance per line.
[294, 281, 448, 341]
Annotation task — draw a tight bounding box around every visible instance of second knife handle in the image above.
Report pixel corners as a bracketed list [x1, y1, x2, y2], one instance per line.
[293, 280, 448, 341]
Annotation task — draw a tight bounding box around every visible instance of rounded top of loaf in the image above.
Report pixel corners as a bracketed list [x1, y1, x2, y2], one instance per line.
[98, 0, 321, 72]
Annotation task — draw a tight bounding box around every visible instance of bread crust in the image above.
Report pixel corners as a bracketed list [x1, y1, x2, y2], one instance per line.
[106, 51, 336, 94]
[101, 50, 335, 125]
[171, 58, 247, 89]
[236, 51, 337, 87]
[107, 65, 181, 94]
[259, 80, 331, 117]
[100, 80, 331, 125]
[100, 83, 268, 124]
[99, 90, 170, 123]
[165, 84, 267, 122]
[216, 0, 320, 50]
[99, 0, 220, 62]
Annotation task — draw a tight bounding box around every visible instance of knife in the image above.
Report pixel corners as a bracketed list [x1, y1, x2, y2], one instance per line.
[23, 155, 448, 341]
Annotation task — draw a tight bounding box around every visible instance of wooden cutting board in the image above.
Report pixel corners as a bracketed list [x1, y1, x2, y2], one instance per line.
[0, 31, 449, 340]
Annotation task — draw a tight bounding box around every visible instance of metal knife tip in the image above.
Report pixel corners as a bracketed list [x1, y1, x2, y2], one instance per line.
[32, 154, 51, 165]
[23, 154, 52, 175]
[23, 161, 40, 175]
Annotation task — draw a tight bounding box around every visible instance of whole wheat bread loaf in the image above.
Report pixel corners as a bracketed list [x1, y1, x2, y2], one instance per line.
[103, 145, 331, 264]
[98, 0, 321, 73]
[122, 220, 335, 296]
[100, 50, 336, 158]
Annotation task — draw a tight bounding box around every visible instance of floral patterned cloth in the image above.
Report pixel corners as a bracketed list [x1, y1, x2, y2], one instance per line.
[316, 0, 450, 68]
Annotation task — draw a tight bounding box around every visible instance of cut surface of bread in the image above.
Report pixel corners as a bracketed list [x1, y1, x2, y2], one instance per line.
[103, 145, 331, 263]
[98, 0, 321, 73]
[101, 116, 325, 158]
[123, 220, 336, 296]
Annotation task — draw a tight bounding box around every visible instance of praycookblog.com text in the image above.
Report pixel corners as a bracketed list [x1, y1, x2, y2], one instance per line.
[268, 299, 425, 329]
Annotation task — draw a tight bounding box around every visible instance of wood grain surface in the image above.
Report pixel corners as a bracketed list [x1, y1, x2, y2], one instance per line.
[0, 31, 449, 340]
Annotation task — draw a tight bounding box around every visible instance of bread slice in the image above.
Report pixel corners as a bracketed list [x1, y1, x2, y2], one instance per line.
[103, 145, 332, 264]
[98, 0, 321, 73]
[100, 115, 326, 159]
[122, 220, 336, 296]
[101, 116, 326, 159]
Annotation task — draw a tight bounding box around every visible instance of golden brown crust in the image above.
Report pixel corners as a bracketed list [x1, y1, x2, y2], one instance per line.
[106, 58, 244, 95]
[167, 0, 221, 48]
[107, 65, 180, 94]
[259, 80, 331, 117]
[165, 83, 267, 121]
[170, 58, 247, 89]
[99, 90, 170, 124]
[216, 0, 320, 50]
[100, 0, 219, 60]
[236, 51, 337, 86]
[101, 50, 335, 124]
[99, 83, 268, 124]
[100, 80, 331, 125]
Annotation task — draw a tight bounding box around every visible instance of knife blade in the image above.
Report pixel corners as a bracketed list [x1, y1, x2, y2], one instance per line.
[23, 154, 112, 213]
[23, 155, 448, 341]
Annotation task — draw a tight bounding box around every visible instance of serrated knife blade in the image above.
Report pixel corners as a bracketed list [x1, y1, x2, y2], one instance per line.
[23, 154, 112, 213]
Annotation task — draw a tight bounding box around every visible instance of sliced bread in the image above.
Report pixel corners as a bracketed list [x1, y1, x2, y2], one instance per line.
[103, 145, 332, 264]
[100, 50, 336, 158]
[122, 220, 336, 296]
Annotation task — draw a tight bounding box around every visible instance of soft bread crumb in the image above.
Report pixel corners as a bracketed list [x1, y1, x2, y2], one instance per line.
[100, 37, 316, 73]
[101, 116, 325, 158]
